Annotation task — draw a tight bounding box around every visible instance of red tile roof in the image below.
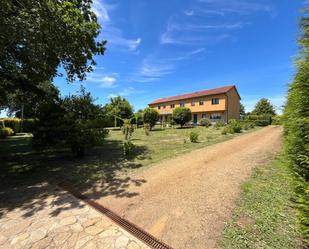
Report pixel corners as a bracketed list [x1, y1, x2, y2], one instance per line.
[149, 85, 239, 105]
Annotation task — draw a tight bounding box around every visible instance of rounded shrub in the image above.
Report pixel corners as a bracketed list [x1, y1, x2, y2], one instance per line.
[228, 119, 242, 133]
[200, 118, 211, 127]
[123, 140, 135, 156]
[2, 118, 21, 133]
[0, 127, 14, 138]
[189, 131, 199, 143]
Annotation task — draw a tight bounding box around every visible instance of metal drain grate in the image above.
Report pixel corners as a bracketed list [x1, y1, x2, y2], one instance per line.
[58, 182, 174, 249]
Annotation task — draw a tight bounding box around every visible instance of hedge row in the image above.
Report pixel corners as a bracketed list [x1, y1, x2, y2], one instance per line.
[283, 10, 309, 245]
[0, 118, 36, 133]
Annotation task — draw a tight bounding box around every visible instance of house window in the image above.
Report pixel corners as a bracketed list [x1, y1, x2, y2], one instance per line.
[163, 105, 166, 109]
[180, 102, 185, 107]
[199, 100, 204, 106]
[212, 98, 220, 105]
[202, 113, 207, 119]
[191, 101, 195, 106]
[170, 104, 175, 108]
[158, 106, 161, 110]
[210, 113, 221, 120]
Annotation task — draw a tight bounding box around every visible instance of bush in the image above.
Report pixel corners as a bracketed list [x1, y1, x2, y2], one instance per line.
[2, 118, 21, 133]
[221, 128, 228, 135]
[200, 118, 211, 127]
[173, 107, 192, 128]
[214, 121, 225, 129]
[122, 119, 134, 140]
[247, 115, 272, 126]
[272, 116, 282, 125]
[143, 107, 159, 130]
[0, 127, 14, 138]
[228, 119, 242, 133]
[189, 131, 199, 143]
[123, 140, 135, 156]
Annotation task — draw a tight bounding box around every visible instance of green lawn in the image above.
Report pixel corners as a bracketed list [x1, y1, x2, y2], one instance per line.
[0, 126, 258, 190]
[220, 153, 303, 249]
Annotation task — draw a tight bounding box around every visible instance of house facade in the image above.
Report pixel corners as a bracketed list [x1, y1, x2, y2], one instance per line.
[148, 85, 241, 125]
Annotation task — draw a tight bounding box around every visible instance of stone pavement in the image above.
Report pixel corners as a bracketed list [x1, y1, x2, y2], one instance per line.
[0, 183, 150, 249]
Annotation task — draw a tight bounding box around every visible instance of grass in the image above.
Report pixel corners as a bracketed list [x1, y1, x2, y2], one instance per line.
[0, 125, 259, 190]
[220, 153, 303, 249]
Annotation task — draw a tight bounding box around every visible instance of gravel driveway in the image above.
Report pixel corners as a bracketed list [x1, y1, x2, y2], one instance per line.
[88, 126, 283, 249]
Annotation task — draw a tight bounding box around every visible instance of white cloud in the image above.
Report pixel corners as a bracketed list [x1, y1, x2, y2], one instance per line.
[108, 87, 145, 98]
[94, 0, 141, 52]
[198, 0, 274, 16]
[184, 10, 194, 16]
[87, 73, 118, 88]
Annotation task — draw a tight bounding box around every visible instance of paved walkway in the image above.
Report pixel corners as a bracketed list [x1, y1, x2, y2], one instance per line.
[0, 183, 150, 249]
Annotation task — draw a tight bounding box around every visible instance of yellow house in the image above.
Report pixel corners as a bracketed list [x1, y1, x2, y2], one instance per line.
[148, 85, 241, 124]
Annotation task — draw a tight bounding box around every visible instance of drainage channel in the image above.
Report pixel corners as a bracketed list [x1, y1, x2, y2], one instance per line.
[58, 181, 174, 249]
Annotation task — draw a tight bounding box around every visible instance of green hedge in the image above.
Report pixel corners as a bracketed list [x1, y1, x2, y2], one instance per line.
[1, 118, 21, 133]
[246, 115, 272, 126]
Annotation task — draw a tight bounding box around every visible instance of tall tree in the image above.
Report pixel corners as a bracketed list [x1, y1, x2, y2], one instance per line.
[103, 96, 134, 126]
[173, 107, 192, 128]
[252, 98, 276, 116]
[0, 0, 106, 106]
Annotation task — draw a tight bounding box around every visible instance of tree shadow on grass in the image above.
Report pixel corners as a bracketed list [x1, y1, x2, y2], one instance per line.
[0, 136, 149, 219]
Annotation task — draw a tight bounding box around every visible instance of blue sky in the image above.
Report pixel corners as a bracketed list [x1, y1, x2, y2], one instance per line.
[55, 0, 307, 114]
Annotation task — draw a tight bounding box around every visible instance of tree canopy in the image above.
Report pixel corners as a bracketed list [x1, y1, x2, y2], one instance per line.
[173, 107, 192, 128]
[252, 98, 276, 116]
[102, 96, 134, 126]
[0, 0, 106, 107]
[143, 107, 159, 129]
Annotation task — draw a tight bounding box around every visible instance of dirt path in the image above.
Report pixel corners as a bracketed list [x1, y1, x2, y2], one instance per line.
[87, 126, 283, 249]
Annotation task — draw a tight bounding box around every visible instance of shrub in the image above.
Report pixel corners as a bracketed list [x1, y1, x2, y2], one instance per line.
[2, 118, 21, 133]
[189, 131, 199, 143]
[143, 107, 159, 130]
[221, 128, 228, 135]
[0, 127, 14, 138]
[144, 123, 151, 136]
[228, 119, 242, 133]
[122, 119, 134, 140]
[247, 115, 272, 126]
[123, 140, 135, 156]
[173, 107, 192, 128]
[200, 118, 211, 127]
[272, 116, 282, 125]
[214, 121, 225, 129]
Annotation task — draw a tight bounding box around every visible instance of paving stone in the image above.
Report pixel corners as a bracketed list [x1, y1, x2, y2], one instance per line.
[31, 236, 53, 249]
[85, 225, 104, 235]
[70, 223, 84, 232]
[53, 232, 72, 246]
[0, 235, 8, 245]
[10, 232, 29, 245]
[115, 235, 129, 249]
[127, 241, 141, 249]
[60, 216, 77, 226]
[99, 228, 122, 238]
[74, 235, 94, 249]
[82, 217, 101, 228]
[30, 229, 47, 243]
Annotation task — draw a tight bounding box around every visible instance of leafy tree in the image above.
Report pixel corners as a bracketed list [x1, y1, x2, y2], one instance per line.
[4, 81, 59, 119]
[143, 107, 159, 130]
[173, 107, 192, 128]
[133, 110, 144, 126]
[103, 96, 134, 127]
[0, 0, 106, 106]
[240, 103, 246, 116]
[283, 8, 309, 244]
[252, 98, 276, 116]
[33, 87, 108, 157]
